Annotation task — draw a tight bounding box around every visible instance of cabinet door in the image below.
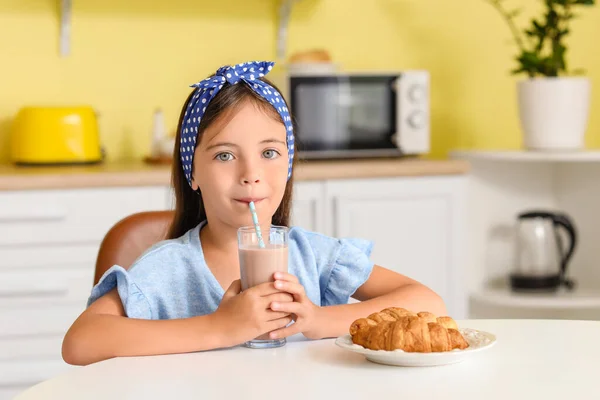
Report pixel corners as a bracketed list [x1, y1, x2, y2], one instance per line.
[291, 181, 327, 233]
[0, 185, 172, 399]
[326, 176, 467, 318]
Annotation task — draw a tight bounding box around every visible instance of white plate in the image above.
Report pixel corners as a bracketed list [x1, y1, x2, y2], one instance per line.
[335, 328, 497, 367]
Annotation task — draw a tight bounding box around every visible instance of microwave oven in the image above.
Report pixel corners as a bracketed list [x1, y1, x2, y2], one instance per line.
[274, 70, 430, 159]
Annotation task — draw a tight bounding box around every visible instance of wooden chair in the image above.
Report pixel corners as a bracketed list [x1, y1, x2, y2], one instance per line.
[93, 210, 174, 285]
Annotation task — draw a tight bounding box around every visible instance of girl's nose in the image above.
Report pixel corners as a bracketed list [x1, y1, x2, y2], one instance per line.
[241, 175, 260, 185]
[240, 164, 261, 185]
[240, 157, 262, 185]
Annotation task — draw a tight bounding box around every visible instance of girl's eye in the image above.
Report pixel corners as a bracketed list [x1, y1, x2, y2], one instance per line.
[215, 152, 234, 162]
[263, 149, 280, 159]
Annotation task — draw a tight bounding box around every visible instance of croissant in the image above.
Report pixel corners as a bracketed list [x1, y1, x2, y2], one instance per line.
[349, 307, 469, 352]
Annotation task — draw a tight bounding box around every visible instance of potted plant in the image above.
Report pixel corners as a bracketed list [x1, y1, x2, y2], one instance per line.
[487, 0, 595, 151]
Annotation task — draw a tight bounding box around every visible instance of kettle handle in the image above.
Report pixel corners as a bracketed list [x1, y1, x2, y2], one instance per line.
[551, 213, 577, 285]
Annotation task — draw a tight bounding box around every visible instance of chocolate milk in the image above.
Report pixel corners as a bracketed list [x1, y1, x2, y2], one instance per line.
[239, 244, 288, 291]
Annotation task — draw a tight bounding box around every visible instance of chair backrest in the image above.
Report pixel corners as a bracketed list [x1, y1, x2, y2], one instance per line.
[94, 210, 174, 285]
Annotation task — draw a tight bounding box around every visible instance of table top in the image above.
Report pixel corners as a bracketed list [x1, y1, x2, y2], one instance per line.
[15, 319, 600, 400]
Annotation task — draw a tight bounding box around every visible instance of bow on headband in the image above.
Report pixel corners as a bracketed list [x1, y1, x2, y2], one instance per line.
[179, 61, 295, 188]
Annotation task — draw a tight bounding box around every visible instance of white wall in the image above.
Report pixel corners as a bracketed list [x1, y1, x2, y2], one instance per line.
[555, 163, 600, 290]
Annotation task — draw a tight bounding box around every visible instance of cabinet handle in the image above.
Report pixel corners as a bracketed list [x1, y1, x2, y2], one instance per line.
[0, 287, 69, 298]
[0, 207, 68, 222]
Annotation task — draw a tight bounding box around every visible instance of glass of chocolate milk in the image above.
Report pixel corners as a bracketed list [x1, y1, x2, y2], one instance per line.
[237, 225, 289, 349]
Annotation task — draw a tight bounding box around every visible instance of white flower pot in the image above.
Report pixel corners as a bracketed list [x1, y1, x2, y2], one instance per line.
[517, 77, 591, 150]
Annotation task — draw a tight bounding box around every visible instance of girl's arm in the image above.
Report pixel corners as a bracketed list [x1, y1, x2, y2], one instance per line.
[314, 265, 447, 339]
[62, 281, 292, 366]
[62, 289, 222, 366]
[268, 267, 447, 340]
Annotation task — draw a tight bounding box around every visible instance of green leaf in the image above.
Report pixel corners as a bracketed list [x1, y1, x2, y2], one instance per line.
[573, 0, 594, 5]
[570, 68, 587, 75]
[518, 51, 541, 64]
[508, 8, 522, 17]
[516, 51, 544, 75]
[547, 10, 559, 26]
[551, 43, 567, 71]
[541, 56, 559, 76]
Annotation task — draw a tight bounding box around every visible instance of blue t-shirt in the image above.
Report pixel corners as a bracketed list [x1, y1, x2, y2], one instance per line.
[87, 221, 375, 320]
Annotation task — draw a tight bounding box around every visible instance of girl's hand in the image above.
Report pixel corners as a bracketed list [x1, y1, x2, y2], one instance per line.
[268, 272, 324, 340]
[212, 279, 293, 347]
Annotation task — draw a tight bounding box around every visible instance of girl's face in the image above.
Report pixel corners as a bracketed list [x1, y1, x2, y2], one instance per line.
[191, 100, 289, 229]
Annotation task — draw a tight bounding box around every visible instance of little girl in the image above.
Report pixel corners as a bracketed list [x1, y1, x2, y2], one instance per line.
[62, 60, 446, 366]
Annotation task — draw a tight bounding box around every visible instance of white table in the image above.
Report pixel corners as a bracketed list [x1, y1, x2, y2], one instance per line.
[14, 319, 600, 400]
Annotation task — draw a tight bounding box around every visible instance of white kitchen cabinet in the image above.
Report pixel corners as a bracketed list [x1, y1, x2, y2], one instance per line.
[292, 176, 468, 317]
[0, 186, 171, 400]
[291, 181, 326, 232]
[325, 176, 468, 318]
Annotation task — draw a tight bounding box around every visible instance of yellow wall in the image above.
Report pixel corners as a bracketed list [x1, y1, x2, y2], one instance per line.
[1, 0, 599, 163]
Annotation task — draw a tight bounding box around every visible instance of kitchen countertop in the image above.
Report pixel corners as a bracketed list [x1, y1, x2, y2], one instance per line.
[0, 157, 469, 191]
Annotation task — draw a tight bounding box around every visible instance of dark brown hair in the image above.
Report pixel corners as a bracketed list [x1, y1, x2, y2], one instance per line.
[166, 78, 297, 239]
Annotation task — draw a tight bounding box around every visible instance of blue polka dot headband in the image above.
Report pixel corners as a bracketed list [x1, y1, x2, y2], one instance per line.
[179, 60, 295, 188]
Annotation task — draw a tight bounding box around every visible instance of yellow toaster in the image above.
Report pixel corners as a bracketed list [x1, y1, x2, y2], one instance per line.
[11, 106, 103, 165]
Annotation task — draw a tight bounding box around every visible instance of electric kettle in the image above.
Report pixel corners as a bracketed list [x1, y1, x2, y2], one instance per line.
[511, 210, 577, 292]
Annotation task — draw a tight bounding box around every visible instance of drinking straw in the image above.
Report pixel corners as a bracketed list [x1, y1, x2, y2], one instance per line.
[248, 201, 266, 248]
